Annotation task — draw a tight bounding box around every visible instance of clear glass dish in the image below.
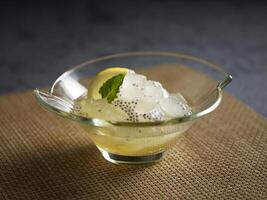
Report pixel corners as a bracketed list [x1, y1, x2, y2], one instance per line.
[34, 52, 232, 164]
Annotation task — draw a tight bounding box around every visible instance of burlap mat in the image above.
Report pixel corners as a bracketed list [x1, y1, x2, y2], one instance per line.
[0, 67, 266, 199]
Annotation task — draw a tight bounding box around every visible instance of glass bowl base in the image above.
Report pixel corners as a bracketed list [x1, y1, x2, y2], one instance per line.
[97, 146, 165, 164]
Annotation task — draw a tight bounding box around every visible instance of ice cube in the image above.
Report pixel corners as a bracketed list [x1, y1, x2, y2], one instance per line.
[134, 96, 158, 113]
[119, 86, 143, 100]
[122, 72, 146, 88]
[172, 93, 188, 103]
[148, 107, 165, 121]
[142, 80, 169, 100]
[160, 94, 190, 117]
[162, 88, 170, 98]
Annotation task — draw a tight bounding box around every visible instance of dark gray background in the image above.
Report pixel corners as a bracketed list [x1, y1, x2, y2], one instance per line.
[0, 0, 266, 116]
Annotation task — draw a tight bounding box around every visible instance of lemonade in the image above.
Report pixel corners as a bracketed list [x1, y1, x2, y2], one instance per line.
[74, 68, 192, 157]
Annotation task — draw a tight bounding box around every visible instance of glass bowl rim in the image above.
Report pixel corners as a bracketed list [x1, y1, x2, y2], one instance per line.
[34, 51, 232, 127]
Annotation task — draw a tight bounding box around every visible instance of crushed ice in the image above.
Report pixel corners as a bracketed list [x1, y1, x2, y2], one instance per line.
[113, 70, 192, 122]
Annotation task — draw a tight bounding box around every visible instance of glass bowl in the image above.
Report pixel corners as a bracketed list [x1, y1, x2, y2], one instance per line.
[34, 52, 232, 164]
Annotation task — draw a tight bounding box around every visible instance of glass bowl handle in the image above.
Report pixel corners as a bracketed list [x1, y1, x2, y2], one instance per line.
[34, 89, 74, 115]
[217, 75, 233, 90]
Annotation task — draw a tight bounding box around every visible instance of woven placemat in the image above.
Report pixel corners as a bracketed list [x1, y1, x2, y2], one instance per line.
[0, 67, 266, 200]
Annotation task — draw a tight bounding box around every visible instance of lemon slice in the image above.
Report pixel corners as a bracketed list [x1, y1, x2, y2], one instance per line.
[88, 67, 129, 99]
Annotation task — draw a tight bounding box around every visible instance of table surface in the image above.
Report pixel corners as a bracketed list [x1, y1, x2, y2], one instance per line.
[0, 1, 267, 116]
[0, 66, 266, 200]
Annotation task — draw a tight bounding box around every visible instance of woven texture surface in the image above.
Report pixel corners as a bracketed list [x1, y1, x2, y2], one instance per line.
[0, 68, 267, 199]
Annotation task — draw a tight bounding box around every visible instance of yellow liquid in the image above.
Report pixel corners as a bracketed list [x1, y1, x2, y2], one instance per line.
[75, 97, 192, 156]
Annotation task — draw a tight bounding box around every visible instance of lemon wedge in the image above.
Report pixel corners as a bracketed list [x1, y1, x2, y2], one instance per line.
[88, 67, 129, 99]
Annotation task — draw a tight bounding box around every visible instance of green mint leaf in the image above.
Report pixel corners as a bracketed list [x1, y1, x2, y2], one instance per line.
[99, 73, 126, 103]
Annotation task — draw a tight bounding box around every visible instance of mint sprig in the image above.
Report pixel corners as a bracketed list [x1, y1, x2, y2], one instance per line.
[99, 74, 125, 103]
